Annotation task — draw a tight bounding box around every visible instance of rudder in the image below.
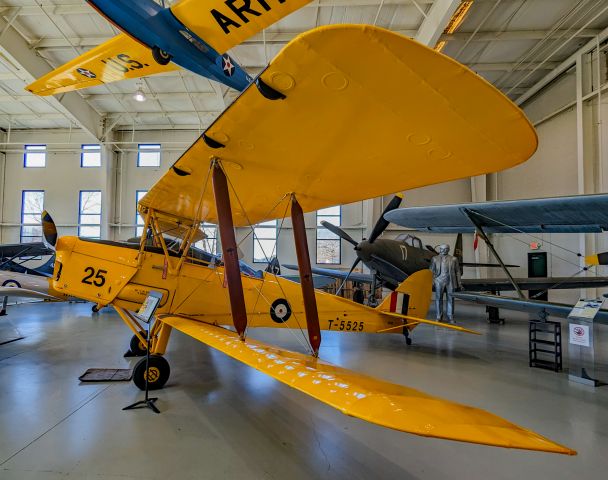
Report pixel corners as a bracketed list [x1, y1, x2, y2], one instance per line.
[378, 270, 432, 318]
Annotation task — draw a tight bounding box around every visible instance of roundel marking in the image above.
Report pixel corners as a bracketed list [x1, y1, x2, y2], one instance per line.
[2, 279, 21, 288]
[76, 68, 96, 79]
[270, 298, 291, 323]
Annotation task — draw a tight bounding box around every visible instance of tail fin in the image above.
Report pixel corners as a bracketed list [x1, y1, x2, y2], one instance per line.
[378, 270, 432, 319]
[454, 233, 463, 274]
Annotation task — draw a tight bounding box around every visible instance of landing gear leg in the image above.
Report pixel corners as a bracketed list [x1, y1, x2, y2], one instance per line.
[0, 296, 7, 316]
[403, 327, 412, 346]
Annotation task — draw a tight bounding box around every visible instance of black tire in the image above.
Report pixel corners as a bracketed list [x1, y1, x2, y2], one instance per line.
[152, 46, 172, 65]
[405, 337, 412, 346]
[132, 355, 170, 391]
[92, 305, 100, 313]
[129, 332, 148, 356]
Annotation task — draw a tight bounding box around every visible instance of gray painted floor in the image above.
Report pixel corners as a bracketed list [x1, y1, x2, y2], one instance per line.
[0, 301, 606, 479]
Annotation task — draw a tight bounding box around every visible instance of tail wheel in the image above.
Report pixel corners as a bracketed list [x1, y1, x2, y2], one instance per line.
[129, 332, 148, 356]
[132, 355, 170, 391]
[152, 46, 172, 65]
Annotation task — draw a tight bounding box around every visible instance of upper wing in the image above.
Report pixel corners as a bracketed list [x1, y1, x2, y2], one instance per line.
[384, 194, 608, 233]
[283, 264, 375, 284]
[140, 25, 537, 226]
[171, 0, 312, 54]
[160, 315, 573, 454]
[462, 276, 608, 292]
[26, 34, 178, 96]
[453, 292, 608, 326]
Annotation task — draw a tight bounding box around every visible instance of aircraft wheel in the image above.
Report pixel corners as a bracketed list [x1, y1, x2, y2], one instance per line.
[92, 305, 100, 313]
[132, 355, 170, 391]
[152, 46, 172, 65]
[405, 337, 412, 346]
[129, 332, 148, 356]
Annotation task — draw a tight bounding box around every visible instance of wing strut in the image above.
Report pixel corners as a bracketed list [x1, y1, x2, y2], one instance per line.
[291, 195, 322, 355]
[462, 208, 525, 300]
[212, 160, 248, 338]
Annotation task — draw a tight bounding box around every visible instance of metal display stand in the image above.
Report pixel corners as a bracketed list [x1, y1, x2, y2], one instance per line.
[567, 298, 602, 387]
[123, 291, 163, 413]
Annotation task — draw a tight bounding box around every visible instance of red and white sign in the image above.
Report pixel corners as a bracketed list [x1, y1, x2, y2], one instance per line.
[569, 323, 590, 347]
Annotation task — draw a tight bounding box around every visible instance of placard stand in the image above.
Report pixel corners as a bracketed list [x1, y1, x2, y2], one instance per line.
[123, 291, 163, 413]
[567, 298, 602, 387]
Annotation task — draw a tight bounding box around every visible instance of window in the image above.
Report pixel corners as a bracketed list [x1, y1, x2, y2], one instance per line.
[21, 191, 44, 243]
[81, 144, 101, 167]
[316, 206, 341, 264]
[79, 191, 102, 238]
[135, 190, 148, 236]
[24, 145, 46, 168]
[195, 223, 217, 253]
[137, 144, 161, 167]
[253, 220, 277, 263]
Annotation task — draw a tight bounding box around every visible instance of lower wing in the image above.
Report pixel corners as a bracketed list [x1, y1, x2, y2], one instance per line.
[26, 34, 178, 96]
[160, 314, 574, 454]
[462, 276, 608, 292]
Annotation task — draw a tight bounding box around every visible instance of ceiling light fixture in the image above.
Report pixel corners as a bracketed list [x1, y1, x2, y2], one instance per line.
[133, 82, 146, 102]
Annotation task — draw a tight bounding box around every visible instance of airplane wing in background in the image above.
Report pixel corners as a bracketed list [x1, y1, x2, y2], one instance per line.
[453, 292, 608, 326]
[139, 25, 537, 226]
[0, 287, 59, 301]
[26, 34, 179, 96]
[384, 193, 608, 233]
[283, 264, 375, 284]
[160, 315, 574, 455]
[0, 242, 54, 260]
[462, 276, 608, 292]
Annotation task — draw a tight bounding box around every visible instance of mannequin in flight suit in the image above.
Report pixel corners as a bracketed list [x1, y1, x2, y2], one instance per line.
[429, 244, 462, 322]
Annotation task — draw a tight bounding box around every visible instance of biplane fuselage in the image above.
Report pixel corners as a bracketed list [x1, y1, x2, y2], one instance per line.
[51, 236, 427, 353]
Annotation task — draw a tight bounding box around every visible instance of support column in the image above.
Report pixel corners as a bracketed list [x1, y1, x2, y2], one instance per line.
[291, 196, 321, 355]
[212, 161, 248, 339]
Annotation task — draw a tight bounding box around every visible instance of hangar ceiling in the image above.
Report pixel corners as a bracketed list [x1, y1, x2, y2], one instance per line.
[0, 0, 607, 138]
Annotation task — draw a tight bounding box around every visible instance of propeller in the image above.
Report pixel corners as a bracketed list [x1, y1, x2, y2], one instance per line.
[320, 221, 358, 247]
[41, 210, 57, 250]
[368, 194, 403, 243]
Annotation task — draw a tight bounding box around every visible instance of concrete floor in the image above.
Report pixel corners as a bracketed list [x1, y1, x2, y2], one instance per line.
[0, 301, 607, 480]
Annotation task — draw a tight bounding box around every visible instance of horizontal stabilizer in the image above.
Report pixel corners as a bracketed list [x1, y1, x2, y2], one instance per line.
[27, 34, 178, 96]
[379, 312, 481, 335]
[160, 315, 574, 454]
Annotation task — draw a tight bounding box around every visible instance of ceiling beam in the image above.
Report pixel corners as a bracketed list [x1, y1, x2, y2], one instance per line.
[0, 16, 103, 140]
[415, 0, 460, 46]
[470, 62, 560, 71]
[0, 0, 436, 18]
[31, 27, 605, 50]
[517, 25, 608, 105]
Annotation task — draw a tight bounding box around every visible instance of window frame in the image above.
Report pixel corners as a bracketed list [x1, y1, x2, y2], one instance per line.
[137, 143, 161, 168]
[135, 190, 148, 237]
[20, 190, 45, 243]
[316, 206, 342, 265]
[252, 220, 278, 264]
[23, 144, 47, 168]
[78, 190, 102, 239]
[80, 144, 101, 168]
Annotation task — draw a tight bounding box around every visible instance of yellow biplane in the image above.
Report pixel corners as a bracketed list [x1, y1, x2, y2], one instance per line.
[35, 25, 575, 455]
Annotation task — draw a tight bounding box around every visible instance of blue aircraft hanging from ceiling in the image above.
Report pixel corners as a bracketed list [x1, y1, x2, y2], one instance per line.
[27, 0, 313, 96]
